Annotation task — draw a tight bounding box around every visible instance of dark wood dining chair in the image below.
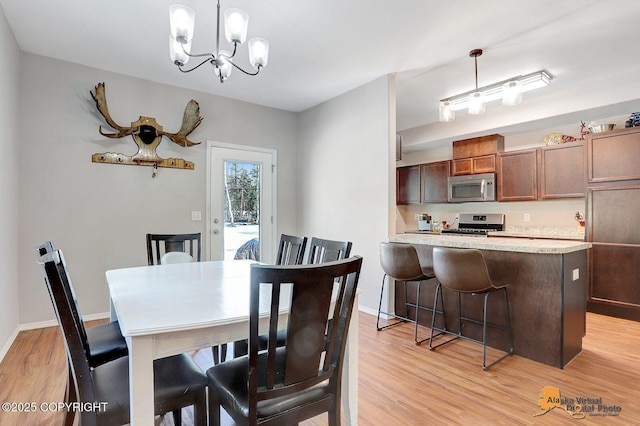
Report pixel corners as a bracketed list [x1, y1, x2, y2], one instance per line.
[37, 250, 208, 426]
[233, 233, 308, 358]
[307, 237, 352, 264]
[35, 241, 128, 426]
[146, 233, 227, 363]
[275, 233, 308, 265]
[146, 233, 202, 266]
[206, 256, 363, 426]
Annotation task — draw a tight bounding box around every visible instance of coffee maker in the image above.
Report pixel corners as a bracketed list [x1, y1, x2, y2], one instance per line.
[417, 214, 432, 231]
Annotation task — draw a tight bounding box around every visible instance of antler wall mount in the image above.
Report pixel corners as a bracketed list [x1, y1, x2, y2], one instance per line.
[90, 82, 202, 173]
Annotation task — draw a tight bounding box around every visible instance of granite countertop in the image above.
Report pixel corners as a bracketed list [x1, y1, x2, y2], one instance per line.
[488, 226, 586, 241]
[391, 233, 591, 254]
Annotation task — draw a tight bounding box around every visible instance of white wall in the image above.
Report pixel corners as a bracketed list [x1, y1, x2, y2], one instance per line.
[0, 4, 21, 358]
[17, 54, 298, 324]
[298, 76, 393, 312]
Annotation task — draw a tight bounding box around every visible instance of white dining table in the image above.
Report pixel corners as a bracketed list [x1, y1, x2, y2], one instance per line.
[106, 259, 359, 426]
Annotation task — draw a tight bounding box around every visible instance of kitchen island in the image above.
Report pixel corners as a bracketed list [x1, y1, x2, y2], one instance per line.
[390, 234, 591, 368]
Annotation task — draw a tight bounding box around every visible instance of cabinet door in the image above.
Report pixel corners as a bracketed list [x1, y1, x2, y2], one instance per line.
[497, 149, 537, 201]
[588, 243, 640, 320]
[588, 184, 640, 244]
[472, 154, 496, 174]
[421, 161, 450, 202]
[588, 127, 640, 183]
[539, 142, 586, 199]
[451, 158, 472, 175]
[396, 166, 421, 205]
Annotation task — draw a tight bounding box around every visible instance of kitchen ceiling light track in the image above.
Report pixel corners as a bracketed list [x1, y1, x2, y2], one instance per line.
[168, 0, 269, 83]
[439, 49, 553, 122]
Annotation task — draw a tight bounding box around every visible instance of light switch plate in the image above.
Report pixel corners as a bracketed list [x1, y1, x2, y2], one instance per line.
[191, 211, 202, 221]
[572, 268, 579, 281]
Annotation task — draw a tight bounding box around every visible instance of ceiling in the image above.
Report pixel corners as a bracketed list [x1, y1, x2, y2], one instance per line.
[2, 0, 640, 133]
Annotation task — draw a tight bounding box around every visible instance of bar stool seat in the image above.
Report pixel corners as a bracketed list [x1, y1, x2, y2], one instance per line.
[429, 247, 514, 370]
[377, 242, 443, 344]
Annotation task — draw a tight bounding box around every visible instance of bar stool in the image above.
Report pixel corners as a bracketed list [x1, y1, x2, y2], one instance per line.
[378, 242, 443, 344]
[429, 247, 514, 370]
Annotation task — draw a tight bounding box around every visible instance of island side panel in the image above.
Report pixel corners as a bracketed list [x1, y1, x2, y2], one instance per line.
[561, 249, 588, 367]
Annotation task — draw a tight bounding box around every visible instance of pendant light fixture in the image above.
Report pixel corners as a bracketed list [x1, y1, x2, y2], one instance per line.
[438, 48, 553, 122]
[467, 49, 486, 115]
[169, 0, 269, 83]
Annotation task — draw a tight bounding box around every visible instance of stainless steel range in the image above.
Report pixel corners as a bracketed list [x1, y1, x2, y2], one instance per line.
[441, 213, 504, 237]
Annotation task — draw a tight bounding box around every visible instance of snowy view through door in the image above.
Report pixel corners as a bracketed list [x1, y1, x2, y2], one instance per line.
[224, 160, 260, 260]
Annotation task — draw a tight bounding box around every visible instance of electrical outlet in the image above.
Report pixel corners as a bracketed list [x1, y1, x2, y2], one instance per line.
[524, 213, 530, 222]
[191, 211, 202, 221]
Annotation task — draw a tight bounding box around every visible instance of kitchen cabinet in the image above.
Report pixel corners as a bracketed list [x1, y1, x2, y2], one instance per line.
[587, 184, 640, 320]
[587, 127, 640, 321]
[588, 127, 640, 183]
[497, 149, 538, 201]
[396, 165, 420, 204]
[453, 134, 504, 159]
[420, 160, 450, 202]
[538, 141, 586, 199]
[452, 154, 496, 176]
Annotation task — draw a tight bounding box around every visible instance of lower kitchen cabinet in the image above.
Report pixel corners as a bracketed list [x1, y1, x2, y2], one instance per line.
[587, 183, 640, 320]
[588, 244, 640, 320]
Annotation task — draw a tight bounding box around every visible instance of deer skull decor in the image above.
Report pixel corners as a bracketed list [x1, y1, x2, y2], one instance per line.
[90, 82, 202, 173]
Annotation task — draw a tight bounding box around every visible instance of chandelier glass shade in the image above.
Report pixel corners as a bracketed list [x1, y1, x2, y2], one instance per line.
[439, 49, 552, 122]
[169, 1, 269, 83]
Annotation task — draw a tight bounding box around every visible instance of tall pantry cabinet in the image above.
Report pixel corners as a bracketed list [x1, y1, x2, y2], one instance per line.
[587, 127, 640, 320]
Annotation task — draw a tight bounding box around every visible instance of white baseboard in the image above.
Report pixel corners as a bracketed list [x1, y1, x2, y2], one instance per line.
[358, 305, 378, 317]
[17, 311, 111, 331]
[0, 328, 20, 364]
[0, 312, 112, 364]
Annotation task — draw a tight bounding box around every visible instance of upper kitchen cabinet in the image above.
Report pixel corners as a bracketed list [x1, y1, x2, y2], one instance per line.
[452, 155, 496, 176]
[497, 149, 538, 201]
[451, 134, 503, 176]
[396, 165, 421, 204]
[538, 141, 586, 199]
[588, 127, 640, 183]
[420, 161, 451, 203]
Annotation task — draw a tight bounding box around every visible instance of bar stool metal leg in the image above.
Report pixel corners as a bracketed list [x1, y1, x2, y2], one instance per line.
[377, 274, 411, 330]
[482, 287, 515, 370]
[415, 280, 446, 345]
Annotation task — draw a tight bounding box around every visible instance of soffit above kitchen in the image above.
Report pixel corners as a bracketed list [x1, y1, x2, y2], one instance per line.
[1, 0, 639, 129]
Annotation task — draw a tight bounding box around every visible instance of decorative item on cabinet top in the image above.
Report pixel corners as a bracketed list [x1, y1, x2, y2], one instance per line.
[90, 82, 202, 177]
[543, 121, 590, 145]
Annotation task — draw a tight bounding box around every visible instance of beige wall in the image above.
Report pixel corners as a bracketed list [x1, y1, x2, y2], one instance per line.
[298, 76, 393, 312]
[0, 4, 21, 357]
[17, 54, 299, 324]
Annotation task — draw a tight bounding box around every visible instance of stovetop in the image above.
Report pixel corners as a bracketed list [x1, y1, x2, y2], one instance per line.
[441, 213, 504, 236]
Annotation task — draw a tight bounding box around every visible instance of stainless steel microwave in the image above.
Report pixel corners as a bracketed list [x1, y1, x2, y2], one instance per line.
[447, 173, 496, 202]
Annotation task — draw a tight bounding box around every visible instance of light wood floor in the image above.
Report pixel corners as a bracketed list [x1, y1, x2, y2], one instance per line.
[1, 311, 639, 425]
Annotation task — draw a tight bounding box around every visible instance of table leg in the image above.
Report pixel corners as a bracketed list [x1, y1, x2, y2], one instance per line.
[127, 335, 155, 425]
[342, 297, 359, 425]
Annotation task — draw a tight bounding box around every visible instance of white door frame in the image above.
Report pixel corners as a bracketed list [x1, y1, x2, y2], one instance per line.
[206, 141, 277, 262]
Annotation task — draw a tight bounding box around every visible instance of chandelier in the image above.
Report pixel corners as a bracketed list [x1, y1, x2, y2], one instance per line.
[439, 49, 553, 122]
[169, 0, 269, 83]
